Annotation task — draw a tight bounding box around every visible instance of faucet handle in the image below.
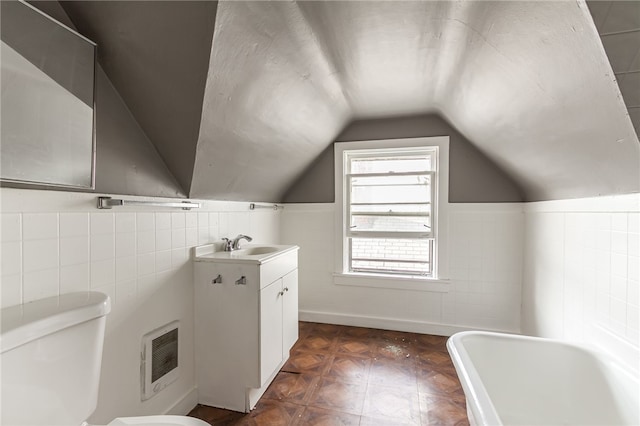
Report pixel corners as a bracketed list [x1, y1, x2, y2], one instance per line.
[222, 237, 234, 252]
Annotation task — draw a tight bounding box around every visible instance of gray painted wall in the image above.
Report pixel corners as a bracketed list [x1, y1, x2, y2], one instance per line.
[93, 67, 185, 198]
[7, 1, 186, 198]
[283, 114, 524, 203]
[60, 0, 217, 195]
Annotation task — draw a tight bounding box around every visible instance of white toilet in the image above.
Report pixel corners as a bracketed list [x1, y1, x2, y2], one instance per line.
[0, 291, 208, 426]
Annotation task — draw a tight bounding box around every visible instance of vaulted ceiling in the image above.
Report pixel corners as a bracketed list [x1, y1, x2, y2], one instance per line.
[58, 0, 638, 202]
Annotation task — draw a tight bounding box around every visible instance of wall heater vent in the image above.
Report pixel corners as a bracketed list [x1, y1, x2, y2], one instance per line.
[141, 321, 179, 401]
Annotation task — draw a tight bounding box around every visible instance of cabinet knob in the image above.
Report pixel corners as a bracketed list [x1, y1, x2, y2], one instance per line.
[235, 276, 247, 285]
[211, 274, 222, 284]
[283, 287, 289, 292]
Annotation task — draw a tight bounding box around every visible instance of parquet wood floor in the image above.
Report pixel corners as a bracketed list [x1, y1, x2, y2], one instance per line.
[188, 322, 469, 425]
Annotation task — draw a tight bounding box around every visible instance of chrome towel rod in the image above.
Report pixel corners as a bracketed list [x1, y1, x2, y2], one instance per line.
[249, 203, 284, 211]
[97, 196, 200, 210]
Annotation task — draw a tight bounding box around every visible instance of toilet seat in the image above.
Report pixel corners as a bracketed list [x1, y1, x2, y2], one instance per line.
[106, 415, 209, 426]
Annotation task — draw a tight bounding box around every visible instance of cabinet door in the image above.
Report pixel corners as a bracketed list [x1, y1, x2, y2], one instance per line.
[281, 269, 299, 355]
[259, 278, 283, 386]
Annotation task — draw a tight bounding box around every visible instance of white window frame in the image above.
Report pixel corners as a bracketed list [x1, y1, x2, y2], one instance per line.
[346, 149, 436, 276]
[334, 137, 450, 292]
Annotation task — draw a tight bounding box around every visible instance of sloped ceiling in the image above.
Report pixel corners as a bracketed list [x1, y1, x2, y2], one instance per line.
[190, 1, 351, 201]
[587, 0, 640, 136]
[60, 0, 639, 202]
[193, 0, 639, 201]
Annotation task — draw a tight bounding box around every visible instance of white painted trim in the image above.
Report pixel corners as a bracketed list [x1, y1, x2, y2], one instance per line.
[163, 386, 199, 415]
[523, 193, 639, 213]
[333, 272, 450, 292]
[333, 137, 450, 281]
[299, 310, 518, 337]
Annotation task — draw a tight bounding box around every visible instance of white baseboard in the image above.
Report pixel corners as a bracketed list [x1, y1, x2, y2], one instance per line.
[299, 310, 506, 337]
[164, 387, 199, 415]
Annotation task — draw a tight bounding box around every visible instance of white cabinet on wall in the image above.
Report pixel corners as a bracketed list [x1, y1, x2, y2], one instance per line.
[193, 244, 299, 412]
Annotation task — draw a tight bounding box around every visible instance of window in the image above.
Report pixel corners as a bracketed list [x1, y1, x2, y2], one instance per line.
[346, 148, 436, 276]
[334, 137, 450, 289]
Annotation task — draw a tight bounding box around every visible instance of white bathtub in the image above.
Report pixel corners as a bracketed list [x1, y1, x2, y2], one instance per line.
[447, 331, 639, 426]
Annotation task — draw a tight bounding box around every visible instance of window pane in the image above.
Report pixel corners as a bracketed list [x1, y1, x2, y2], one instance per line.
[350, 238, 431, 275]
[351, 213, 430, 232]
[351, 155, 431, 174]
[351, 174, 431, 205]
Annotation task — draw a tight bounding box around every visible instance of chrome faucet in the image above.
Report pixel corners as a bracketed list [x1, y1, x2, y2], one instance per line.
[222, 234, 253, 251]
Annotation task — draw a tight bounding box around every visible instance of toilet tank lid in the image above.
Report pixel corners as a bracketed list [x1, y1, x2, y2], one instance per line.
[1, 291, 111, 354]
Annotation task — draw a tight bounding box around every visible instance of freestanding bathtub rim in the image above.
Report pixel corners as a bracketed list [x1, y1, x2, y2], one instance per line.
[447, 331, 504, 425]
[447, 331, 640, 426]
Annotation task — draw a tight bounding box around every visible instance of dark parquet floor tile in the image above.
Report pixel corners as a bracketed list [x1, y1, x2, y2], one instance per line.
[372, 338, 418, 361]
[282, 349, 331, 375]
[360, 416, 421, 426]
[368, 357, 417, 388]
[362, 383, 421, 424]
[413, 334, 449, 352]
[307, 377, 366, 415]
[293, 334, 338, 353]
[188, 321, 469, 426]
[261, 372, 319, 405]
[335, 335, 376, 357]
[420, 394, 469, 426]
[295, 406, 361, 426]
[237, 400, 303, 426]
[416, 349, 455, 370]
[324, 353, 371, 384]
[417, 369, 466, 399]
[340, 325, 379, 339]
[189, 404, 246, 425]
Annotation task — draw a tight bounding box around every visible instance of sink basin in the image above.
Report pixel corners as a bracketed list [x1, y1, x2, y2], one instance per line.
[193, 243, 298, 264]
[232, 246, 280, 256]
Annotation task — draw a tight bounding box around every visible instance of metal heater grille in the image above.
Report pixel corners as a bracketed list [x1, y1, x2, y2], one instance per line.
[152, 328, 178, 382]
[141, 321, 179, 400]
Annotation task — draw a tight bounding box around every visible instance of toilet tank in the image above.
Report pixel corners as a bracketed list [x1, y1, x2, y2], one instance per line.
[1, 292, 111, 426]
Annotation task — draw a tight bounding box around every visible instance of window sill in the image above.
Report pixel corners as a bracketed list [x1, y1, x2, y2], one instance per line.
[333, 272, 450, 292]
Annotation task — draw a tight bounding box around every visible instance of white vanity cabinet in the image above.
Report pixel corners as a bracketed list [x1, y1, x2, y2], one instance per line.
[193, 244, 299, 412]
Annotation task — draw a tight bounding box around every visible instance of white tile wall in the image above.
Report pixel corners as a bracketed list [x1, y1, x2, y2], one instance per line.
[91, 213, 115, 235]
[137, 230, 156, 254]
[2, 241, 21, 276]
[60, 213, 89, 237]
[0, 188, 281, 424]
[5, 187, 636, 419]
[1, 213, 22, 242]
[0, 191, 281, 309]
[443, 208, 523, 331]
[522, 194, 640, 373]
[281, 203, 523, 334]
[23, 213, 58, 240]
